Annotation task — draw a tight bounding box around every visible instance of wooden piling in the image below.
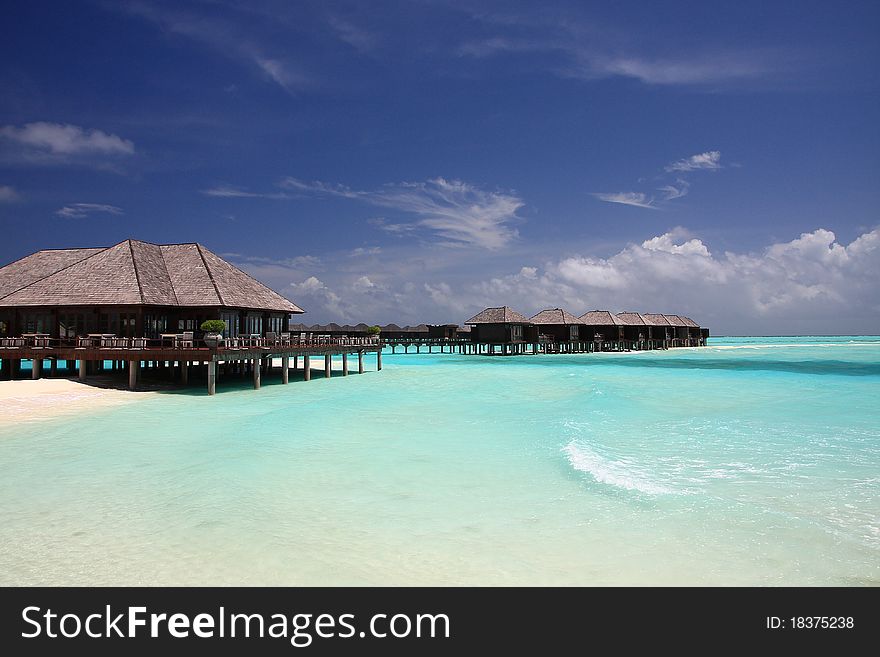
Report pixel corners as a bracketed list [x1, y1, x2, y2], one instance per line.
[207, 360, 216, 395]
[342, 352, 348, 376]
[282, 356, 289, 384]
[253, 358, 261, 390]
[304, 355, 311, 381]
[129, 360, 139, 390]
[324, 354, 331, 378]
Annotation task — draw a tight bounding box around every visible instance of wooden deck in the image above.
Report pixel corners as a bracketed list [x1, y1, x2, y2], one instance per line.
[0, 339, 383, 395]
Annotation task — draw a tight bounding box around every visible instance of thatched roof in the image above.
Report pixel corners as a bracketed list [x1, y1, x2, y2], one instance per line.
[663, 314, 689, 327]
[616, 312, 648, 325]
[680, 316, 700, 328]
[383, 323, 402, 331]
[0, 239, 303, 313]
[579, 310, 621, 325]
[465, 306, 532, 324]
[642, 313, 672, 326]
[530, 308, 581, 325]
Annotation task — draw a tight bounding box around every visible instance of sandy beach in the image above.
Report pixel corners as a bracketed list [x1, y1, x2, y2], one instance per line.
[0, 379, 150, 428]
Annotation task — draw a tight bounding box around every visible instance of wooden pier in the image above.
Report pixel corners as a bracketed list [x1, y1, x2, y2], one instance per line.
[0, 339, 382, 395]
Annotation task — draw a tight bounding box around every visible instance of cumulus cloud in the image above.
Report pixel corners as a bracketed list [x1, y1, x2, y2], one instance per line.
[279, 176, 524, 249]
[666, 150, 722, 172]
[0, 122, 134, 158]
[267, 226, 879, 335]
[0, 185, 19, 202]
[55, 203, 124, 218]
[592, 191, 655, 209]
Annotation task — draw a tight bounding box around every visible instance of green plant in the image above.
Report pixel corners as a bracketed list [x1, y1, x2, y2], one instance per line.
[200, 319, 227, 334]
[366, 325, 381, 336]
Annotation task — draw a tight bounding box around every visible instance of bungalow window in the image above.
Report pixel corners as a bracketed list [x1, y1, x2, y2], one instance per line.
[143, 314, 167, 339]
[178, 318, 198, 332]
[22, 312, 52, 334]
[244, 313, 263, 336]
[511, 324, 523, 341]
[569, 325, 579, 340]
[220, 312, 239, 338]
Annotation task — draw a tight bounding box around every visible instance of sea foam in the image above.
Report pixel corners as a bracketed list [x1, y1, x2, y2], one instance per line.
[563, 441, 674, 495]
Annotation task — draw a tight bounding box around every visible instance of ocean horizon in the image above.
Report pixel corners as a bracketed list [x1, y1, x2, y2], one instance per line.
[1, 336, 878, 586]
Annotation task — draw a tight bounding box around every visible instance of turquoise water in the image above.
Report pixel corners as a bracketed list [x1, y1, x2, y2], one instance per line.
[1, 337, 878, 585]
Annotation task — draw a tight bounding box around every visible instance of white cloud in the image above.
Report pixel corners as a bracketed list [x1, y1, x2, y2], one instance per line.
[327, 16, 377, 53]
[253, 57, 310, 92]
[592, 192, 655, 209]
[235, 226, 880, 334]
[281, 176, 524, 249]
[0, 185, 19, 202]
[55, 203, 124, 219]
[201, 186, 290, 200]
[0, 122, 134, 157]
[590, 55, 773, 86]
[666, 150, 722, 172]
[658, 179, 690, 200]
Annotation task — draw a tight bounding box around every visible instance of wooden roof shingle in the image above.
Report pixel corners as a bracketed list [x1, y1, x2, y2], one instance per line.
[530, 308, 581, 325]
[579, 310, 621, 325]
[642, 313, 672, 326]
[616, 312, 648, 325]
[663, 314, 689, 327]
[465, 306, 532, 324]
[0, 239, 303, 313]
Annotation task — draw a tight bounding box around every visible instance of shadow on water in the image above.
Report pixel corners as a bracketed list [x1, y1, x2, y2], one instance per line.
[574, 356, 880, 377]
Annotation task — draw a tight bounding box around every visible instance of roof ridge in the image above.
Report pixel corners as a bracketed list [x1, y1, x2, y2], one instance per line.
[195, 243, 226, 306]
[198, 243, 304, 312]
[127, 240, 146, 304]
[154, 243, 180, 306]
[0, 245, 111, 302]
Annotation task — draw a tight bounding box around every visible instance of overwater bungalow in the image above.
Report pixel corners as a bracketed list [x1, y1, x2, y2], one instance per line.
[616, 311, 653, 349]
[465, 306, 537, 354]
[0, 239, 381, 393]
[578, 311, 625, 351]
[529, 308, 584, 353]
[663, 315, 691, 347]
[641, 313, 674, 348]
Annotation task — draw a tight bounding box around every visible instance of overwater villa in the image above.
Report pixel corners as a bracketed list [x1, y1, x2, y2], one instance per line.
[0, 239, 381, 393]
[529, 309, 582, 353]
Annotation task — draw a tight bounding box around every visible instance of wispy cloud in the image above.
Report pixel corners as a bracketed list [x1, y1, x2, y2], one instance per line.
[665, 150, 722, 172]
[592, 192, 656, 209]
[658, 179, 690, 200]
[200, 185, 291, 200]
[0, 122, 134, 165]
[118, 2, 311, 93]
[253, 57, 310, 93]
[55, 203, 124, 218]
[327, 16, 377, 53]
[0, 185, 19, 202]
[280, 177, 523, 249]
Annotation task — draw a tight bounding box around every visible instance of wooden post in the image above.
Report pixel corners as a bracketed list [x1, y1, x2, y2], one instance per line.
[377, 349, 382, 371]
[282, 356, 289, 384]
[129, 360, 139, 390]
[324, 354, 331, 378]
[253, 358, 261, 390]
[358, 350, 364, 374]
[207, 360, 216, 395]
[50, 359, 58, 377]
[181, 360, 188, 385]
[304, 355, 311, 381]
[293, 355, 298, 370]
[32, 357, 41, 380]
[79, 359, 87, 380]
[342, 352, 348, 376]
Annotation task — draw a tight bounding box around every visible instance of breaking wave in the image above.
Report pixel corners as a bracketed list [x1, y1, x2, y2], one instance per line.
[563, 441, 675, 495]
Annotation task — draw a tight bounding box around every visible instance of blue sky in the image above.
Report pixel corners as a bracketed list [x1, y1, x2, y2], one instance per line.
[1, 0, 878, 333]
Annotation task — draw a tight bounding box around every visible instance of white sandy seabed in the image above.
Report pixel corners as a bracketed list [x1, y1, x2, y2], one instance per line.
[0, 379, 149, 428]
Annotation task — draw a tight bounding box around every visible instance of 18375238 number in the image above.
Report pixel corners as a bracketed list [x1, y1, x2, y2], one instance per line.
[767, 616, 855, 630]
